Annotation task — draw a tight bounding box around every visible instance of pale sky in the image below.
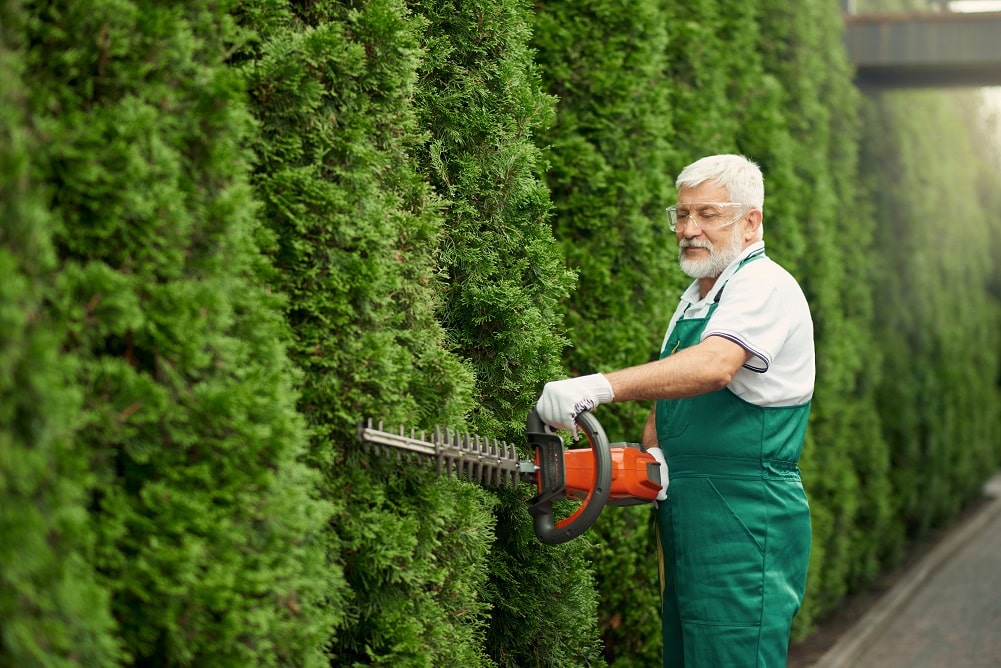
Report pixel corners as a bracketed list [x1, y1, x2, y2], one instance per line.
[949, 1, 1001, 11]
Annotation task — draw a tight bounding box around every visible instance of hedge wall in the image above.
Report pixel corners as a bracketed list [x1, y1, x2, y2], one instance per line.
[3, 1, 332, 664]
[528, 0, 897, 655]
[236, 0, 601, 665]
[0, 11, 121, 662]
[864, 89, 1001, 535]
[2, 0, 1000, 666]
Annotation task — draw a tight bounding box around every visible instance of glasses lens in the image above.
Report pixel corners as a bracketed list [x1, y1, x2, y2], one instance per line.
[668, 203, 744, 231]
[666, 207, 679, 231]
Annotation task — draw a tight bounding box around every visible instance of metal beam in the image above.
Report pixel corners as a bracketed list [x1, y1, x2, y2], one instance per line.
[844, 11, 1001, 89]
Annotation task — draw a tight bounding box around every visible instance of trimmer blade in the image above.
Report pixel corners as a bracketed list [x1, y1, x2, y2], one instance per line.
[358, 420, 522, 490]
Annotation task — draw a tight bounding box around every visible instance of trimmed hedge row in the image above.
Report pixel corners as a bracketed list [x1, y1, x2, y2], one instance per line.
[4, 1, 332, 664]
[2, 1, 999, 666]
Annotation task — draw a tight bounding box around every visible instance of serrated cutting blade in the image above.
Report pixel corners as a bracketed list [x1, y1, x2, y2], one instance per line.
[357, 419, 531, 489]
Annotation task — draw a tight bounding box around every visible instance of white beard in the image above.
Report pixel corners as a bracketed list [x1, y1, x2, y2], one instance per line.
[678, 224, 744, 279]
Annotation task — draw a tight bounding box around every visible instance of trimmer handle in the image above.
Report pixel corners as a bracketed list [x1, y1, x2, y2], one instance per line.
[525, 407, 612, 545]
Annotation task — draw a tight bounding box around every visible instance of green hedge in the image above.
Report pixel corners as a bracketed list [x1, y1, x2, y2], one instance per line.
[4, 1, 332, 664]
[236, 1, 504, 664]
[407, 1, 602, 663]
[864, 89, 1001, 534]
[0, 12, 121, 662]
[2, 1, 1000, 666]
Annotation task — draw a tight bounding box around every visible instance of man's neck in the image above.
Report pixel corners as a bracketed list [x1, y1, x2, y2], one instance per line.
[695, 240, 763, 299]
[697, 276, 718, 300]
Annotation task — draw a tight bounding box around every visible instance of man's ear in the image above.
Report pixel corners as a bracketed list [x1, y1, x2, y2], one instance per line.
[744, 208, 763, 240]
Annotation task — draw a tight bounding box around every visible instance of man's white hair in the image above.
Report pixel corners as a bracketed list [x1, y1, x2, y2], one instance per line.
[675, 154, 765, 211]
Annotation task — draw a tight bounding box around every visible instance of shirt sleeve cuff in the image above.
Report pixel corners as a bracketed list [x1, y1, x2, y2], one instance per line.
[704, 331, 770, 373]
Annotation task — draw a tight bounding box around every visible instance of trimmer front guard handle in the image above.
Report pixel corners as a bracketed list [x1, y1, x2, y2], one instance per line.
[525, 408, 612, 545]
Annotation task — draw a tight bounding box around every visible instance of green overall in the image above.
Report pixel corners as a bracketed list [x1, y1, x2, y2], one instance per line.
[656, 251, 811, 667]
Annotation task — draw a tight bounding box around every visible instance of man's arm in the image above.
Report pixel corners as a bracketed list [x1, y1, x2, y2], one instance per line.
[641, 408, 669, 501]
[534, 335, 752, 432]
[641, 409, 658, 447]
[605, 335, 751, 402]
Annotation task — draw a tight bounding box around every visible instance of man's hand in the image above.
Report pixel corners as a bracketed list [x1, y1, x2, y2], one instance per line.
[535, 373, 615, 435]
[647, 447, 669, 502]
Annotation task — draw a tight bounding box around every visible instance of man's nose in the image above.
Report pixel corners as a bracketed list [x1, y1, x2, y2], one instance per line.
[679, 218, 704, 237]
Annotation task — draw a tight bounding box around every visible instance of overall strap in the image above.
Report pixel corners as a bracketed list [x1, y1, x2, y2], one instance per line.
[714, 248, 766, 304]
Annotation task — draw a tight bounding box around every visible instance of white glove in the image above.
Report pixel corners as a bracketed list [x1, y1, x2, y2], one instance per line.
[647, 447, 669, 502]
[535, 373, 615, 435]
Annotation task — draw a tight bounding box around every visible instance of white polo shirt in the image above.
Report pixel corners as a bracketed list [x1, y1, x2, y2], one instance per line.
[660, 241, 815, 407]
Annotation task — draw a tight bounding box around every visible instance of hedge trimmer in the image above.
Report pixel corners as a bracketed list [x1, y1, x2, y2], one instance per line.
[358, 408, 662, 544]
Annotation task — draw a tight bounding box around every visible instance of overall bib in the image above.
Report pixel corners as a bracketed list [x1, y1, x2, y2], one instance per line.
[656, 251, 811, 667]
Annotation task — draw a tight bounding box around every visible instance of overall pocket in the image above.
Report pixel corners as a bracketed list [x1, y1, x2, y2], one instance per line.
[670, 477, 765, 626]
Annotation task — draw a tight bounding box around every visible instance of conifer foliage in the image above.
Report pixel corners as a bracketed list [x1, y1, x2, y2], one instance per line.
[236, 1, 502, 664]
[865, 90, 1001, 536]
[0, 10, 121, 663]
[2, 0, 1000, 666]
[527, 1, 679, 663]
[411, 0, 575, 439]
[407, 1, 600, 664]
[4, 1, 332, 664]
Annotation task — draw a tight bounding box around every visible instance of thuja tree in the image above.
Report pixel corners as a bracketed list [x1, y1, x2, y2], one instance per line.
[410, 0, 603, 665]
[235, 0, 500, 665]
[531, 0, 682, 436]
[528, 1, 678, 665]
[526, 0, 828, 659]
[0, 15, 121, 664]
[753, 0, 896, 635]
[528, 0, 892, 650]
[15, 1, 332, 664]
[661, 0, 756, 158]
[863, 90, 1001, 536]
[413, 0, 574, 439]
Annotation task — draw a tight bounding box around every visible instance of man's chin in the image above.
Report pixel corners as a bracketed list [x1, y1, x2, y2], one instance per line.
[679, 260, 714, 279]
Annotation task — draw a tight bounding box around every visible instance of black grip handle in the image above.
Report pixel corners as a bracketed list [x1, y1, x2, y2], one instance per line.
[525, 407, 613, 545]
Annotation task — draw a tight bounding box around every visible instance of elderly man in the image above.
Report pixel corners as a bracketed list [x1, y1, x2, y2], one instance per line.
[536, 154, 814, 667]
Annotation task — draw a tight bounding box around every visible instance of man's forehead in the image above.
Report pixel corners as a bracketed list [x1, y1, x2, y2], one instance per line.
[678, 180, 729, 201]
